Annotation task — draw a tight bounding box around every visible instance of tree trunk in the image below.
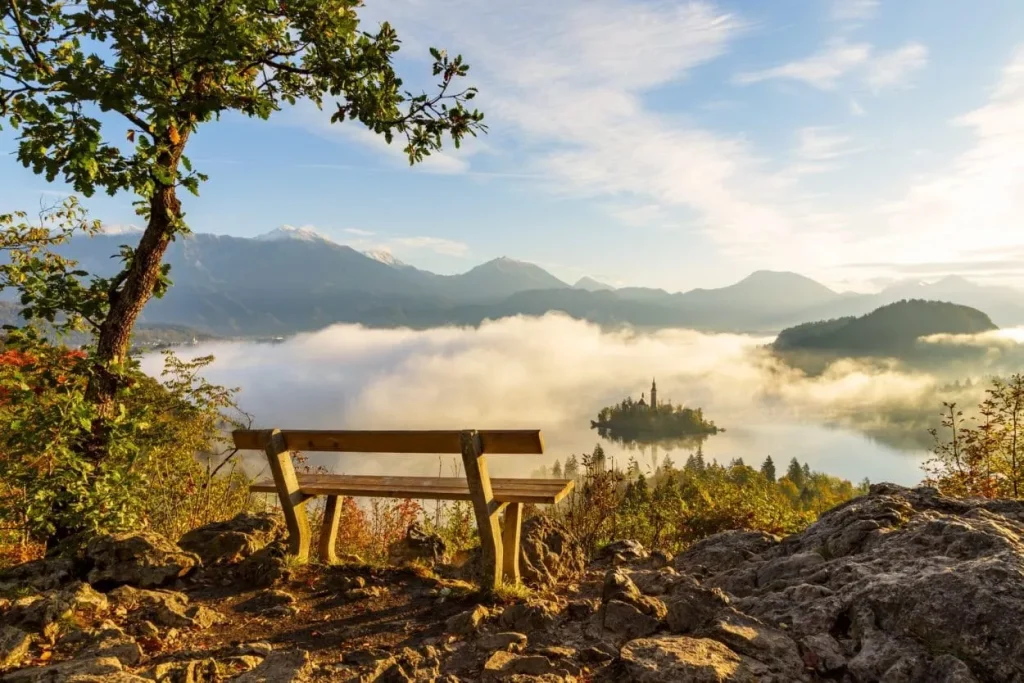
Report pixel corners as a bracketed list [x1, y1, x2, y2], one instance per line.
[87, 137, 187, 415]
[45, 139, 187, 552]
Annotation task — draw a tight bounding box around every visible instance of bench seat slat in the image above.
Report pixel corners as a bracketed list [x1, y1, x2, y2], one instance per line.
[232, 429, 543, 454]
[250, 474, 574, 505]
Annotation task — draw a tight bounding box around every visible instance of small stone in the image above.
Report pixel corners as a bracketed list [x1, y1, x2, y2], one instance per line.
[579, 646, 615, 663]
[477, 632, 527, 652]
[136, 621, 160, 638]
[234, 589, 296, 614]
[231, 649, 314, 682]
[446, 605, 490, 636]
[261, 604, 300, 618]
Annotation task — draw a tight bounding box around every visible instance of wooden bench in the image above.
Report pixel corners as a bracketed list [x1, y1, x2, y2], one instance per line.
[232, 428, 574, 589]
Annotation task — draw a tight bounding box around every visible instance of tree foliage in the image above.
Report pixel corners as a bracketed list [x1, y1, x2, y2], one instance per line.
[925, 375, 1024, 498]
[555, 443, 867, 557]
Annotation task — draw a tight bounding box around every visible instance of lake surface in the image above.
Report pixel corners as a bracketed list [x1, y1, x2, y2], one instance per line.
[141, 316, 941, 486]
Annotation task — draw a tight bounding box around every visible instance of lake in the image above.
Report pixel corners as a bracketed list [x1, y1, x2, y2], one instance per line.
[139, 314, 959, 487]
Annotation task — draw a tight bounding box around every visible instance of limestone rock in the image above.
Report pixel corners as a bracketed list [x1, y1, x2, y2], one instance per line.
[230, 649, 313, 682]
[477, 632, 527, 653]
[108, 586, 221, 630]
[446, 605, 489, 636]
[387, 523, 446, 566]
[0, 558, 75, 594]
[498, 602, 558, 633]
[0, 626, 31, 671]
[5, 583, 108, 637]
[674, 530, 779, 577]
[233, 590, 296, 615]
[84, 532, 199, 588]
[599, 539, 648, 563]
[482, 651, 570, 680]
[518, 516, 585, 588]
[601, 569, 667, 619]
[177, 512, 284, 567]
[1, 655, 124, 682]
[144, 658, 219, 682]
[688, 484, 1024, 682]
[664, 578, 731, 634]
[617, 636, 775, 683]
[234, 541, 290, 589]
[600, 600, 661, 640]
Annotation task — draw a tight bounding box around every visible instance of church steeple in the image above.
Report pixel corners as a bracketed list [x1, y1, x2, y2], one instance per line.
[650, 378, 657, 409]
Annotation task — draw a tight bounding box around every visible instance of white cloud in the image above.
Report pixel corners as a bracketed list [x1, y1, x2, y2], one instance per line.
[847, 46, 1024, 282]
[144, 314, 944, 481]
[736, 40, 927, 93]
[831, 0, 879, 21]
[343, 228, 376, 236]
[865, 43, 929, 90]
[795, 127, 858, 162]
[390, 236, 470, 257]
[734, 40, 872, 90]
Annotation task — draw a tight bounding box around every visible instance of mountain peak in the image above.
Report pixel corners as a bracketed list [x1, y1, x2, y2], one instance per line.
[574, 276, 614, 292]
[256, 225, 336, 244]
[364, 249, 406, 267]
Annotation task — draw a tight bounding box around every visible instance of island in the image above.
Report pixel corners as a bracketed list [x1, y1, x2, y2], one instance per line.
[591, 379, 721, 446]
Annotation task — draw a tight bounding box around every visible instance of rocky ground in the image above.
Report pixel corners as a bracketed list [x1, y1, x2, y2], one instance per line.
[1, 483, 1022, 682]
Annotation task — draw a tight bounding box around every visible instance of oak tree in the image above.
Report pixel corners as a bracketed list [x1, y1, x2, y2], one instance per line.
[0, 0, 483, 443]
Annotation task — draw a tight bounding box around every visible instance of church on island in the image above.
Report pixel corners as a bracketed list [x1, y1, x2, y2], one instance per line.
[637, 378, 658, 410]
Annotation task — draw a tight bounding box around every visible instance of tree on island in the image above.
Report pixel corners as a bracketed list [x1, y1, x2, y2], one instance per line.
[592, 383, 719, 445]
[0, 0, 484, 547]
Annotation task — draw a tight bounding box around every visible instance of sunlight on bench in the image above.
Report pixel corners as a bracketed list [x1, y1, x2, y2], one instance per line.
[232, 429, 573, 589]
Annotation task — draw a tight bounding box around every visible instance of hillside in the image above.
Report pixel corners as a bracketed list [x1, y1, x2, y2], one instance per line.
[772, 299, 998, 355]
[1, 484, 1022, 681]
[14, 231, 1023, 336]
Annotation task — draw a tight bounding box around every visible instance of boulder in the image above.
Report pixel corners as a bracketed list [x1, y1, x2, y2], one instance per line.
[600, 600, 661, 640]
[231, 649, 314, 682]
[108, 586, 221, 630]
[601, 569, 667, 619]
[599, 539, 648, 563]
[688, 484, 1024, 682]
[518, 516, 585, 588]
[177, 512, 284, 567]
[0, 626, 31, 671]
[663, 578, 731, 634]
[445, 605, 489, 636]
[84, 532, 199, 588]
[673, 530, 779, 577]
[1, 655, 125, 682]
[498, 602, 558, 633]
[387, 523, 446, 566]
[0, 558, 75, 594]
[234, 541, 291, 589]
[5, 583, 108, 638]
[617, 636, 777, 682]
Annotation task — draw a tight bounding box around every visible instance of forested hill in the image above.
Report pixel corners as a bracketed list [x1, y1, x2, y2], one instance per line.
[772, 299, 997, 355]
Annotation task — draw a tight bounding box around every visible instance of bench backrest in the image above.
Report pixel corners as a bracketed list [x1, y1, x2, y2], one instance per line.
[232, 429, 544, 455]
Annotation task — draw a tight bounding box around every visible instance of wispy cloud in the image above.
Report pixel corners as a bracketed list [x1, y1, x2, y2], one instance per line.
[734, 40, 871, 90]
[735, 39, 927, 92]
[343, 228, 375, 237]
[840, 46, 1024, 286]
[390, 236, 470, 257]
[865, 43, 929, 91]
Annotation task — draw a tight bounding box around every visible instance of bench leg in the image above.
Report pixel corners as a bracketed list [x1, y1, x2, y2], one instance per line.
[461, 430, 504, 591]
[319, 495, 341, 564]
[502, 502, 523, 584]
[263, 429, 311, 562]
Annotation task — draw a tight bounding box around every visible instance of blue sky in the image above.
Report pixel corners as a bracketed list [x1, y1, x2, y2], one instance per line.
[2, 0, 1024, 292]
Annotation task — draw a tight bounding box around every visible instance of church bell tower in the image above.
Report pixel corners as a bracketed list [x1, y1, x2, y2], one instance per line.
[650, 378, 657, 409]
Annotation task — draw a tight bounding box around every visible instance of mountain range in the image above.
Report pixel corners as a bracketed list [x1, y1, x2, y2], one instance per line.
[19, 228, 1024, 337]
